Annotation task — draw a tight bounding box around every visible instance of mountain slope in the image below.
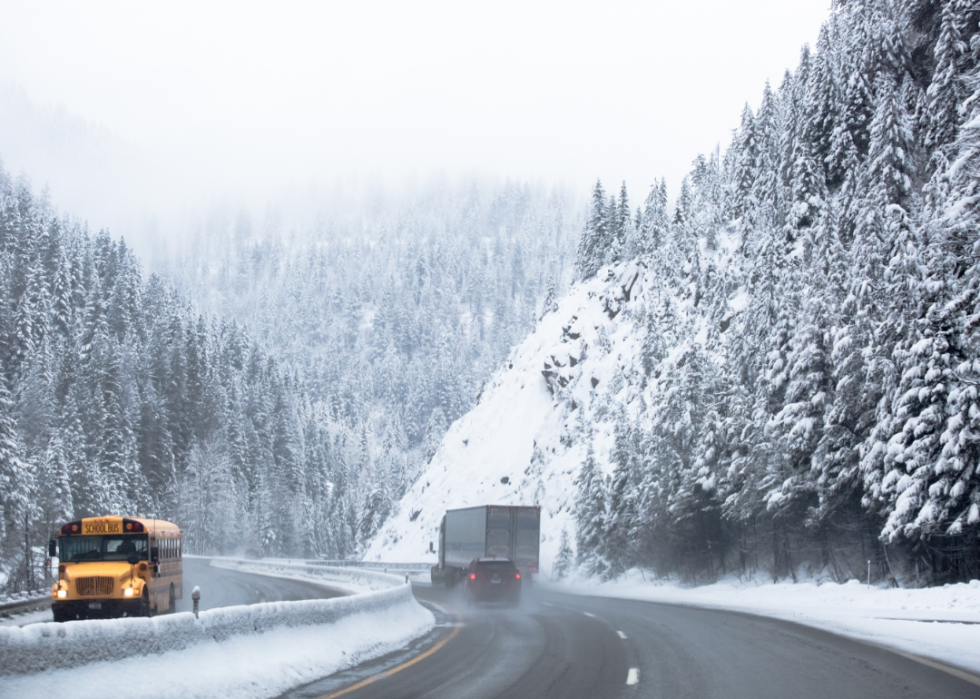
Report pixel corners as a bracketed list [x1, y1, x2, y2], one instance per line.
[363, 255, 713, 570]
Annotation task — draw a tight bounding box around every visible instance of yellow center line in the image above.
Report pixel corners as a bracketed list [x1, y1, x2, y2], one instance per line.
[318, 618, 463, 699]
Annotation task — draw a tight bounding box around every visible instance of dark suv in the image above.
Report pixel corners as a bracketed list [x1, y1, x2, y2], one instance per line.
[465, 558, 522, 605]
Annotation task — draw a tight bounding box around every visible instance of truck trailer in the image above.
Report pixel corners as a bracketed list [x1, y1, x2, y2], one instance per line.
[430, 505, 540, 587]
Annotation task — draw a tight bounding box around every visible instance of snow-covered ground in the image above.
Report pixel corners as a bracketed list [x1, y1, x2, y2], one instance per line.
[0, 559, 435, 699]
[0, 608, 52, 628]
[546, 571, 980, 677]
[207, 557, 405, 594]
[2, 600, 434, 699]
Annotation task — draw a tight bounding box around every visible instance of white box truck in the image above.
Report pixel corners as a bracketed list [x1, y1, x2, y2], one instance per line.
[430, 505, 540, 586]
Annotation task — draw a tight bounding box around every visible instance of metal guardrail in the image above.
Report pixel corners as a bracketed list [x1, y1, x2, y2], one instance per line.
[306, 560, 432, 571]
[0, 590, 51, 618]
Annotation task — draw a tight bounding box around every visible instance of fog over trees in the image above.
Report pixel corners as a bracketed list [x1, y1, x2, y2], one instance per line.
[0, 168, 578, 591]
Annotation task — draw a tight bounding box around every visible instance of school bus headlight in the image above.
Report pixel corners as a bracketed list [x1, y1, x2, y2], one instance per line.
[123, 588, 135, 597]
[57, 589, 68, 598]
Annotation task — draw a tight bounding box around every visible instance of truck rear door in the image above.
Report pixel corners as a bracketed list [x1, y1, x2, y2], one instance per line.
[486, 506, 511, 558]
[514, 507, 540, 572]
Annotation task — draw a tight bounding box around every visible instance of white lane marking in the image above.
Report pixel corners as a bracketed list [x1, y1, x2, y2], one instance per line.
[582, 612, 596, 618]
[542, 602, 554, 607]
[617, 630, 628, 639]
[626, 668, 640, 685]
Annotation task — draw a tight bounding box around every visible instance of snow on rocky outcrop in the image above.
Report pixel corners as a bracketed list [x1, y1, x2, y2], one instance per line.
[363, 247, 736, 573]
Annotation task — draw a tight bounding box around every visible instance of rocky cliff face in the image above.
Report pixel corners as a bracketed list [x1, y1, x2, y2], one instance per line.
[363, 243, 734, 573]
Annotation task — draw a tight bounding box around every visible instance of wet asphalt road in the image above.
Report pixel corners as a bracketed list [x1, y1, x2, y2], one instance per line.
[280, 582, 980, 699]
[175, 557, 349, 613]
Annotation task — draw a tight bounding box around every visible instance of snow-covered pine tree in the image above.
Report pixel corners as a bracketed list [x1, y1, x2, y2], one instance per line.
[553, 528, 573, 580]
[575, 180, 608, 281]
[574, 435, 607, 576]
[0, 366, 27, 556]
[924, 0, 969, 152]
[638, 179, 670, 259]
[604, 411, 639, 577]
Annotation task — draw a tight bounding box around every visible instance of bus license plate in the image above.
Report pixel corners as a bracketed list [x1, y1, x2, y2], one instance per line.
[88, 602, 102, 610]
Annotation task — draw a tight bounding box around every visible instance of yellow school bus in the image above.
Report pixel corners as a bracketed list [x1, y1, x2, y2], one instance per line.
[50, 516, 183, 621]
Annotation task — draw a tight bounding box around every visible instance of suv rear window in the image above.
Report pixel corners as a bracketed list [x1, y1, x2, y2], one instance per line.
[473, 560, 517, 571]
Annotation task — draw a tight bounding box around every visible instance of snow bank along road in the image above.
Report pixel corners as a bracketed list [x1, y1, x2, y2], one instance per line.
[0, 558, 434, 699]
[280, 583, 980, 699]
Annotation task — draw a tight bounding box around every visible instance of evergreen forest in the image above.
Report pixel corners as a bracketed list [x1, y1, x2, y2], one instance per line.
[567, 0, 980, 585]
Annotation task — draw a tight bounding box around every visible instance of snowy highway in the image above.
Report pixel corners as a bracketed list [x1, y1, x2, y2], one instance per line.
[5, 563, 979, 698]
[280, 583, 980, 699]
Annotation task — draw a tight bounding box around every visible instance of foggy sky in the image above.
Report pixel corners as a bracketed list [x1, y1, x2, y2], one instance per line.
[0, 0, 831, 251]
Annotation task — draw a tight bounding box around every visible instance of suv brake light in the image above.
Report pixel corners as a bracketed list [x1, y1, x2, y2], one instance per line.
[469, 573, 476, 580]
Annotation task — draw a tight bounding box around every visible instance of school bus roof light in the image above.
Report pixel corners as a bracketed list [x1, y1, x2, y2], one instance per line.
[60, 521, 82, 536]
[123, 518, 145, 533]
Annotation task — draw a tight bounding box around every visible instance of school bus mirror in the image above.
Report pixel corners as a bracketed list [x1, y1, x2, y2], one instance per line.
[151, 547, 159, 563]
[48, 539, 57, 558]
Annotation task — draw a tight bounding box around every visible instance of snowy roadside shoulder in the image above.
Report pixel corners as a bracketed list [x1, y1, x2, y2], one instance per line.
[0, 560, 435, 699]
[0, 608, 52, 628]
[206, 556, 407, 593]
[543, 571, 980, 676]
[0, 588, 54, 628]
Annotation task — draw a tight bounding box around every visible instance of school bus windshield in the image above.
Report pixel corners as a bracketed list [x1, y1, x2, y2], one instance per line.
[59, 534, 149, 563]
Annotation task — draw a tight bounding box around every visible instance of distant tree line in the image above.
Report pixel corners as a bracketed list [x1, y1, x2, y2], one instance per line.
[0, 171, 352, 590]
[569, 0, 980, 586]
[0, 169, 578, 592]
[158, 181, 578, 555]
